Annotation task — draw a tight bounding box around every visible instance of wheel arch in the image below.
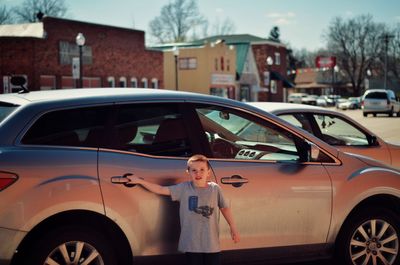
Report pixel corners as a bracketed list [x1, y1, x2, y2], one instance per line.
[11, 209, 133, 265]
[335, 194, 400, 244]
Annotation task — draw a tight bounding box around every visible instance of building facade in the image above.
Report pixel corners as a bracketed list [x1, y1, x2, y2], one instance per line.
[161, 41, 236, 98]
[0, 16, 163, 92]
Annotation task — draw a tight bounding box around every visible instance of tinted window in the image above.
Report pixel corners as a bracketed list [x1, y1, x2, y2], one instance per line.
[111, 103, 192, 157]
[0, 102, 19, 123]
[195, 105, 304, 162]
[365, 92, 388, 99]
[22, 106, 109, 147]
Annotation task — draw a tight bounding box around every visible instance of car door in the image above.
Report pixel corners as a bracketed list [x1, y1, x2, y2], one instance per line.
[279, 112, 392, 166]
[192, 104, 334, 251]
[97, 102, 210, 257]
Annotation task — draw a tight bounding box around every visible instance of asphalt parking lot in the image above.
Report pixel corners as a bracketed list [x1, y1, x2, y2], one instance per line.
[333, 107, 400, 143]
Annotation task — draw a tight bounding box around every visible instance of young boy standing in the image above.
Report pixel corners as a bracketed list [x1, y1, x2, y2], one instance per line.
[130, 154, 240, 265]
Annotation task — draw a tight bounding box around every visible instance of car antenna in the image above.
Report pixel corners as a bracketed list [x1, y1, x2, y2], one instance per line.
[10, 76, 30, 94]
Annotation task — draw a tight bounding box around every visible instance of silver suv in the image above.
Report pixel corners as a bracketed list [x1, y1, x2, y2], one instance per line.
[362, 89, 400, 117]
[1, 88, 400, 265]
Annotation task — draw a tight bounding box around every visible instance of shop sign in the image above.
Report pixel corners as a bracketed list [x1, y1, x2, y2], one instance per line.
[211, 74, 235, 85]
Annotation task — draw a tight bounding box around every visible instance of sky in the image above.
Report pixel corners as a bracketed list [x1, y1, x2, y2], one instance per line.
[4, 0, 400, 51]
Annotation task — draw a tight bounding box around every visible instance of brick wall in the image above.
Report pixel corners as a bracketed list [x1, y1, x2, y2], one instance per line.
[0, 17, 163, 91]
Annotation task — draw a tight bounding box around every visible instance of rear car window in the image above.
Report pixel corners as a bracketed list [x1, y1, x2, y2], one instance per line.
[0, 102, 19, 123]
[365, 92, 388, 99]
[21, 106, 109, 147]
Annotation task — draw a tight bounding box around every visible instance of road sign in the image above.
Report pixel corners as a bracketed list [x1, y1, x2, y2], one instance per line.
[72, 57, 80, 79]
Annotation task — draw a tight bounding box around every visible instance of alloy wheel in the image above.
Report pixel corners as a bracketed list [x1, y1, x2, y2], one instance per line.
[350, 219, 398, 265]
[45, 241, 104, 265]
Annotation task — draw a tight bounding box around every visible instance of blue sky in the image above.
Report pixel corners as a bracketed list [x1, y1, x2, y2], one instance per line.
[4, 0, 400, 51]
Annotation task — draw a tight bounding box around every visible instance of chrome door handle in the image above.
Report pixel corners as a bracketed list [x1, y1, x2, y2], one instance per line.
[221, 175, 248, 188]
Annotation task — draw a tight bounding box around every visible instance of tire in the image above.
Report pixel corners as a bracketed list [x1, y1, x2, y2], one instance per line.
[336, 207, 400, 265]
[363, 113, 367, 117]
[23, 225, 116, 265]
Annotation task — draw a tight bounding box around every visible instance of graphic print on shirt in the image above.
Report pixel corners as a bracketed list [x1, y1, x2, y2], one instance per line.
[188, 195, 214, 218]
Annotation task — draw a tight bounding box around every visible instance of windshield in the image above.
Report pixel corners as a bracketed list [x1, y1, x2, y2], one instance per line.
[0, 102, 19, 123]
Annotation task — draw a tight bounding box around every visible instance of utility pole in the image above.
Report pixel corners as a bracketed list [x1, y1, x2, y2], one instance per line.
[381, 33, 394, 89]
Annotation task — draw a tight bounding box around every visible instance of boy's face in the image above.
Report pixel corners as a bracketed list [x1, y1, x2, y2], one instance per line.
[187, 160, 210, 187]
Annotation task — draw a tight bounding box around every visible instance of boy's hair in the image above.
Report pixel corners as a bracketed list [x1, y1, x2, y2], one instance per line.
[187, 154, 210, 170]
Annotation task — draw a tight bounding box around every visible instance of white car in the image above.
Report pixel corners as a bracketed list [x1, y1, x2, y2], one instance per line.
[288, 93, 316, 105]
[362, 89, 400, 117]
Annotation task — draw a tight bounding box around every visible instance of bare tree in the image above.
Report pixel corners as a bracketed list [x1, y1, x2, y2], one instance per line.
[211, 17, 236, 36]
[325, 14, 384, 96]
[12, 0, 67, 23]
[0, 5, 13, 24]
[149, 0, 206, 43]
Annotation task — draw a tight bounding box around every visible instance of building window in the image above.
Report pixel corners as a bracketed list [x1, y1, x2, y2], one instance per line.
[141, 78, 148, 88]
[215, 58, 218, 71]
[179, 57, 197, 70]
[227, 59, 230, 71]
[275, 52, 281, 65]
[131, 77, 138, 88]
[151, 78, 158, 89]
[107, 77, 115, 87]
[220, 57, 224, 71]
[271, 80, 277, 94]
[119, 77, 127, 87]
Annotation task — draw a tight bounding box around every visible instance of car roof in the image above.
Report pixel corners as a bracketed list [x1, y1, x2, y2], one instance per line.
[247, 102, 326, 114]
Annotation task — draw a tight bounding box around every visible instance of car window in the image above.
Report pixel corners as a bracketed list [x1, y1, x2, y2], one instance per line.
[278, 114, 314, 134]
[365, 92, 387, 99]
[0, 102, 19, 123]
[195, 105, 305, 162]
[312, 114, 369, 146]
[111, 103, 192, 157]
[21, 106, 109, 147]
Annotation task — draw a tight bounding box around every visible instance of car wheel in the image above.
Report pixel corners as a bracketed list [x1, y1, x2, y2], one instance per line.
[363, 113, 367, 117]
[24, 226, 116, 265]
[336, 207, 400, 265]
[373, 113, 377, 117]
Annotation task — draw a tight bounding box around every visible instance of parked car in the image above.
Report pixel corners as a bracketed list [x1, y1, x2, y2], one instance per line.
[316, 95, 328, 107]
[362, 89, 400, 117]
[336, 97, 361, 110]
[288, 92, 317, 105]
[324, 94, 341, 106]
[249, 102, 400, 169]
[1, 89, 400, 265]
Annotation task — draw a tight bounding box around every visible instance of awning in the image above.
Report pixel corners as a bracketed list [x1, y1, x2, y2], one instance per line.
[270, 71, 295, 88]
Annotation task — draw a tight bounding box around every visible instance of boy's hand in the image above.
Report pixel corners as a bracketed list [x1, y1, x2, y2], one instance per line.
[129, 176, 144, 184]
[230, 226, 240, 243]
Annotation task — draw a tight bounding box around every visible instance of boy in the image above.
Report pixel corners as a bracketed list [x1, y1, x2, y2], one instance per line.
[130, 154, 240, 265]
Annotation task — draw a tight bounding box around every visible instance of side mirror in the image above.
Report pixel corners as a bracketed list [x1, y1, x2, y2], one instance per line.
[368, 135, 379, 146]
[10, 76, 29, 93]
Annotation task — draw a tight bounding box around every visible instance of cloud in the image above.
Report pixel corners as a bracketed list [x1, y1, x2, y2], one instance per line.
[266, 12, 296, 25]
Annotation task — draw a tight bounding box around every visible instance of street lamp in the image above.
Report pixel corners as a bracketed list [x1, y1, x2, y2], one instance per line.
[173, 46, 179, 91]
[333, 65, 339, 96]
[380, 33, 394, 89]
[76, 33, 86, 88]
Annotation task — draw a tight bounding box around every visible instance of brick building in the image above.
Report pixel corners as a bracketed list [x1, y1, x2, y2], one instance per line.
[0, 16, 163, 92]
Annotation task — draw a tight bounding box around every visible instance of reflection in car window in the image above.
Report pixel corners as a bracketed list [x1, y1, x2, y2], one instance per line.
[195, 105, 302, 161]
[279, 113, 313, 134]
[313, 114, 368, 146]
[112, 104, 192, 157]
[22, 106, 109, 147]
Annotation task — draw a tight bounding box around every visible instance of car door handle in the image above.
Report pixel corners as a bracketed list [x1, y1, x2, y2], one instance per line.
[111, 173, 137, 187]
[220, 175, 248, 188]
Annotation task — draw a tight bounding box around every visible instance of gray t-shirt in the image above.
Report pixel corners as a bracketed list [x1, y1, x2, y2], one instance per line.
[168, 181, 229, 253]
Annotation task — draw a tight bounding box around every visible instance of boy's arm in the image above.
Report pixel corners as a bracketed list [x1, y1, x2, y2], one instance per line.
[130, 176, 171, 196]
[220, 207, 240, 243]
